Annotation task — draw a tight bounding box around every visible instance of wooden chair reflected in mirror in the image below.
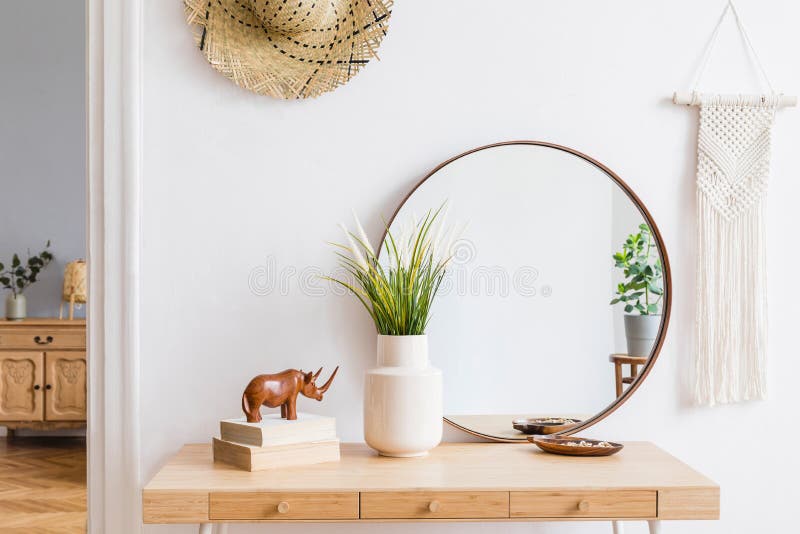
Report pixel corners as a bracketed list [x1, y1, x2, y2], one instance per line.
[609, 354, 649, 397]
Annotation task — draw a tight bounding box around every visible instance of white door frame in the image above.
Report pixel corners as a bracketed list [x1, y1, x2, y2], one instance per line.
[86, 0, 143, 532]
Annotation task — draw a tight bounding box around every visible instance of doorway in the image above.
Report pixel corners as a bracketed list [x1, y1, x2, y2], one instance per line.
[0, 1, 88, 531]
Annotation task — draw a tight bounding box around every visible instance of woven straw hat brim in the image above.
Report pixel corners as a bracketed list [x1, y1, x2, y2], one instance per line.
[184, 0, 392, 99]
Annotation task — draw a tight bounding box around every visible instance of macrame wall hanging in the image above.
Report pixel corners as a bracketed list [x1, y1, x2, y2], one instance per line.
[673, 0, 796, 406]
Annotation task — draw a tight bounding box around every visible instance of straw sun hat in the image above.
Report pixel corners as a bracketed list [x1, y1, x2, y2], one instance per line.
[184, 0, 393, 99]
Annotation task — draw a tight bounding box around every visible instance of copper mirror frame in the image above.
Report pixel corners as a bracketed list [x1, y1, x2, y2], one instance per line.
[379, 141, 672, 442]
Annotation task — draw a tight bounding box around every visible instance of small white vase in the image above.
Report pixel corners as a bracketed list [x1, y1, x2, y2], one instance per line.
[364, 335, 443, 457]
[5, 293, 26, 321]
[623, 314, 661, 357]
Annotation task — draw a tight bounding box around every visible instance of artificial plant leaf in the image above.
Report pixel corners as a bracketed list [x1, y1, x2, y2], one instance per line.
[648, 284, 662, 295]
[11, 255, 20, 268]
[647, 303, 659, 314]
[624, 304, 634, 313]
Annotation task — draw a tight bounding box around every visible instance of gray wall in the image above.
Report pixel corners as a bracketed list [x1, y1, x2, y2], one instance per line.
[0, 0, 86, 318]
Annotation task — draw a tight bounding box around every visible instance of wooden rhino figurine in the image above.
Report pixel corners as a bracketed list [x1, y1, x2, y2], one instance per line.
[241, 366, 339, 422]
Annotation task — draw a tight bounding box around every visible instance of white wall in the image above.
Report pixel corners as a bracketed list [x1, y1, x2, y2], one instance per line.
[141, 1, 800, 533]
[0, 0, 86, 318]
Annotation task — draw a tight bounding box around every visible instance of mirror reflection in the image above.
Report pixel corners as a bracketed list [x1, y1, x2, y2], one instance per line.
[382, 143, 666, 441]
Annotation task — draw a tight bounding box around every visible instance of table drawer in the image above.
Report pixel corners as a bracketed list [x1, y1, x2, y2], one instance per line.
[510, 490, 656, 518]
[360, 491, 509, 519]
[209, 492, 358, 520]
[0, 330, 85, 350]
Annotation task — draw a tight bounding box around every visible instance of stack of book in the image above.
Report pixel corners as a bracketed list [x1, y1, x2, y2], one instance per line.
[212, 413, 340, 471]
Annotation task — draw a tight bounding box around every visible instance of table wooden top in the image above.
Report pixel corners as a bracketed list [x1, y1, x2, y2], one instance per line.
[0, 318, 85, 327]
[145, 442, 717, 493]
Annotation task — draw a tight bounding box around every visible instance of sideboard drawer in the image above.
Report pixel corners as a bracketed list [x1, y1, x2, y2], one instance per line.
[0, 330, 86, 350]
[209, 492, 358, 520]
[360, 491, 509, 519]
[510, 490, 656, 518]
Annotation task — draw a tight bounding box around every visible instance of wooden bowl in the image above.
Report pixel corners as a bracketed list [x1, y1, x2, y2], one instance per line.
[512, 417, 581, 435]
[528, 436, 623, 456]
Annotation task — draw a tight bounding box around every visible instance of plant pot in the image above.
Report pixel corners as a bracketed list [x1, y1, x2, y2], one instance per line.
[5, 293, 27, 321]
[364, 335, 443, 457]
[623, 314, 661, 357]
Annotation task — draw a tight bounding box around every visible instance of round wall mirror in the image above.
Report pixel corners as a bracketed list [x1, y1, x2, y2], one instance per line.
[380, 142, 671, 441]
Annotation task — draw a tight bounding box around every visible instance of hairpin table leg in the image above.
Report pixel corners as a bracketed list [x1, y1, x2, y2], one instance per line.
[612, 521, 624, 534]
[198, 524, 212, 534]
[648, 520, 662, 534]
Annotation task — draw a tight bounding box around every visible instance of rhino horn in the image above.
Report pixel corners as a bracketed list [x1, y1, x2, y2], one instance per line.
[318, 366, 339, 393]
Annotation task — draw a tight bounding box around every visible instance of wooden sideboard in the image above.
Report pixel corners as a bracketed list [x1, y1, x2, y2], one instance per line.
[0, 319, 86, 439]
[143, 442, 719, 533]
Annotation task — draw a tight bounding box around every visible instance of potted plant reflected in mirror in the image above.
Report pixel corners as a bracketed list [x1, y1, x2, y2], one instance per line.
[0, 242, 53, 321]
[610, 225, 663, 357]
[326, 205, 458, 457]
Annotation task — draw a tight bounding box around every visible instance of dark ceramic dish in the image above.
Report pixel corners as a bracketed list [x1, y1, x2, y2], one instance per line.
[528, 436, 624, 456]
[512, 417, 582, 435]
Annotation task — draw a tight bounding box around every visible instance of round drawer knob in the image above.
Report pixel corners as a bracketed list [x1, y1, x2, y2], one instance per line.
[277, 501, 290, 514]
[428, 500, 440, 513]
[577, 500, 590, 512]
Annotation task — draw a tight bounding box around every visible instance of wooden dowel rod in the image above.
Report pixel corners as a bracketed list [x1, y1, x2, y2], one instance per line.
[672, 91, 797, 108]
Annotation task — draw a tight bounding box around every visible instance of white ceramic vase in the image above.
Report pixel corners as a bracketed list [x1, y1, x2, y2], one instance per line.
[5, 293, 26, 321]
[364, 335, 442, 457]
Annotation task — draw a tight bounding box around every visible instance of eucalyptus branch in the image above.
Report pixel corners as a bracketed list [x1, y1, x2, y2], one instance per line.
[0, 241, 54, 298]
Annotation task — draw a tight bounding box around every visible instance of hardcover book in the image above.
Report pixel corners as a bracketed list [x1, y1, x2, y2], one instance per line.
[212, 437, 341, 472]
[219, 413, 336, 447]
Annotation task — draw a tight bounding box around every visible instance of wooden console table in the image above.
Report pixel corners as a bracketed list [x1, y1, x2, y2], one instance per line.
[143, 442, 719, 533]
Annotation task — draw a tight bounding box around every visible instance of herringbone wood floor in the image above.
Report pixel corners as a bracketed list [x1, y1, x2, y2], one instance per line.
[0, 437, 86, 533]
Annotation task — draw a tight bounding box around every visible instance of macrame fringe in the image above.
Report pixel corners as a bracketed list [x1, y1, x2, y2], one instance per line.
[695, 194, 768, 405]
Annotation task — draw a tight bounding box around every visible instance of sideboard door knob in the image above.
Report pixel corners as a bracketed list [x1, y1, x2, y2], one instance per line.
[577, 500, 590, 512]
[277, 501, 290, 514]
[45, 384, 52, 390]
[428, 500, 440, 513]
[34, 385, 41, 391]
[33, 336, 53, 345]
